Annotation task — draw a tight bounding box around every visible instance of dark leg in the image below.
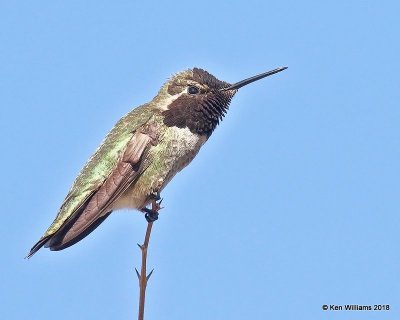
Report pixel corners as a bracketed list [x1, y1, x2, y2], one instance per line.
[141, 191, 163, 222]
[150, 191, 161, 201]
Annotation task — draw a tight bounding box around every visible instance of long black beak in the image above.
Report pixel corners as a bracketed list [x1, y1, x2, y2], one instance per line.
[221, 67, 287, 91]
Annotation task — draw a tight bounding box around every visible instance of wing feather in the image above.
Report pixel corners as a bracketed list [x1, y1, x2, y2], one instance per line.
[46, 131, 153, 250]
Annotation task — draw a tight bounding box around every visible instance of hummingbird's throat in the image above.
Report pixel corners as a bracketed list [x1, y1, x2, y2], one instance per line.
[162, 88, 233, 137]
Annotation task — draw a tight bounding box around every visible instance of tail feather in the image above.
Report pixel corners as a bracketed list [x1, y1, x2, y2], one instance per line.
[27, 211, 112, 258]
[26, 236, 51, 259]
[47, 211, 112, 251]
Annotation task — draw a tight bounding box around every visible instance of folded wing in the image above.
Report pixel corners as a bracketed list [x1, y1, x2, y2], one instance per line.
[27, 129, 155, 257]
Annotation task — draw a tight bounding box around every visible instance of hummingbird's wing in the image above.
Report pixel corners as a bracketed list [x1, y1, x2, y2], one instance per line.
[46, 129, 156, 251]
[27, 105, 156, 257]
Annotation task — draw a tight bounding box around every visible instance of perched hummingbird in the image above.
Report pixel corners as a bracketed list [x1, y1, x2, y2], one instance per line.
[28, 66, 287, 258]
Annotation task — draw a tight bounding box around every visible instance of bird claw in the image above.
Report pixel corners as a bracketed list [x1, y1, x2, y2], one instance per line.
[153, 198, 163, 211]
[142, 207, 159, 222]
[141, 191, 164, 222]
[145, 211, 159, 222]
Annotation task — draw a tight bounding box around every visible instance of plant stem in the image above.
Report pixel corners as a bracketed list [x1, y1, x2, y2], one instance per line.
[136, 201, 158, 320]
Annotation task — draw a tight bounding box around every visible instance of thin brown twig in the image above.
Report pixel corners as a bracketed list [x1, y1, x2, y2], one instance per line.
[136, 200, 159, 320]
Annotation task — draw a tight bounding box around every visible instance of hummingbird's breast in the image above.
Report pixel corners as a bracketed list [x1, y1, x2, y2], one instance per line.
[113, 120, 208, 210]
[150, 125, 208, 186]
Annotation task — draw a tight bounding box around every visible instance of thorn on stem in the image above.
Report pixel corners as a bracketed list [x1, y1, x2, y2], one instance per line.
[146, 269, 154, 281]
[135, 268, 141, 280]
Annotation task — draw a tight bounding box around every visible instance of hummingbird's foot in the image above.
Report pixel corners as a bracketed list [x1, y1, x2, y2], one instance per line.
[142, 208, 159, 222]
[142, 191, 163, 222]
[154, 197, 163, 210]
[150, 191, 161, 201]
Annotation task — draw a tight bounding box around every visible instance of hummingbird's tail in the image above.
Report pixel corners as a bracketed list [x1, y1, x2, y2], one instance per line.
[26, 236, 52, 259]
[26, 210, 112, 258]
[46, 211, 112, 251]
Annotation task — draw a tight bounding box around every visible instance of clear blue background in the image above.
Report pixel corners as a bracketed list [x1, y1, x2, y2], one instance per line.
[1, 1, 399, 319]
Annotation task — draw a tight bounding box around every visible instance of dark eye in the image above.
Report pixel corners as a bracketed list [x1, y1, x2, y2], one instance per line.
[188, 86, 199, 95]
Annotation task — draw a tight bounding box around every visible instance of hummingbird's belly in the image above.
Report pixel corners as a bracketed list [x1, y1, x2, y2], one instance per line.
[113, 126, 207, 210]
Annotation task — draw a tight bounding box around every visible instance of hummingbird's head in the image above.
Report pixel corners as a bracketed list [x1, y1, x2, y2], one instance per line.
[158, 67, 287, 137]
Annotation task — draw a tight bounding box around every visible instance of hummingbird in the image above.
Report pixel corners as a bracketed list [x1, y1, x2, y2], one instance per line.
[27, 66, 287, 258]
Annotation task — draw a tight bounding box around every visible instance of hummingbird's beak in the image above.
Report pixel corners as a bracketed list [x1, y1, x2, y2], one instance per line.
[221, 67, 287, 91]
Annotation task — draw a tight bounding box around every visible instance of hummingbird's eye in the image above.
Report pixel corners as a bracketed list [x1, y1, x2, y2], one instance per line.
[187, 86, 200, 95]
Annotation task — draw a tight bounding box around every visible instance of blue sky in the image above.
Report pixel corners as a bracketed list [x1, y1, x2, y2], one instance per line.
[1, 1, 399, 319]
